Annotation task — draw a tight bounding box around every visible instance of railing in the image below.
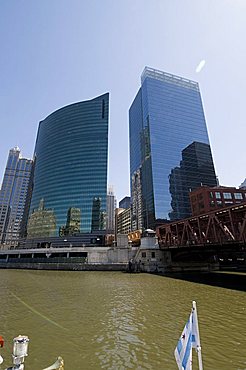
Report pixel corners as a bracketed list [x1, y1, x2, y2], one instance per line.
[1, 257, 87, 264]
[0, 335, 64, 369]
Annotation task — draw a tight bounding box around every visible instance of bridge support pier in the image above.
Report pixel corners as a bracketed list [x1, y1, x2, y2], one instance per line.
[161, 248, 220, 273]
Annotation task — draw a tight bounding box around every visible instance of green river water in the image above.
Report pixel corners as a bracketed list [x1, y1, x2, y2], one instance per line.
[0, 270, 245, 370]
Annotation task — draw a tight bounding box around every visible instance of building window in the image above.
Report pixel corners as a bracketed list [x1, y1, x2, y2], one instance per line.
[234, 193, 243, 200]
[141, 252, 146, 258]
[217, 201, 223, 206]
[209, 192, 213, 198]
[223, 192, 232, 199]
[215, 192, 221, 199]
[151, 252, 156, 258]
[210, 201, 215, 207]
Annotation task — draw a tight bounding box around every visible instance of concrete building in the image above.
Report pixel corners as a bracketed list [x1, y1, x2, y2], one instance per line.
[115, 207, 131, 235]
[0, 147, 33, 248]
[106, 186, 116, 232]
[131, 169, 143, 231]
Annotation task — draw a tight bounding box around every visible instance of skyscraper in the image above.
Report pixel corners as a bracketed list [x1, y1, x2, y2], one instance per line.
[106, 186, 116, 232]
[0, 147, 33, 248]
[129, 67, 217, 230]
[119, 196, 130, 210]
[27, 93, 109, 240]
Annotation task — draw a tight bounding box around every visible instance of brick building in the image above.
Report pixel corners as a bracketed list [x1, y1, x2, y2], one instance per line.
[190, 186, 246, 216]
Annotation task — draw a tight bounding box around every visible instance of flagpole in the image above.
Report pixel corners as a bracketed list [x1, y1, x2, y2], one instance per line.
[192, 301, 203, 370]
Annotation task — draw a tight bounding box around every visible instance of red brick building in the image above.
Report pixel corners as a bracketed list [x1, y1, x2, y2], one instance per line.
[190, 186, 246, 216]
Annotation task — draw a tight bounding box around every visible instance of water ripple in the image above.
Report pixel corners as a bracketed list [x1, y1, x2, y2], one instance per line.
[0, 270, 245, 369]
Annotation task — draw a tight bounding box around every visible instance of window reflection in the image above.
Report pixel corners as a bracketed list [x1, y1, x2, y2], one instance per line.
[169, 141, 217, 220]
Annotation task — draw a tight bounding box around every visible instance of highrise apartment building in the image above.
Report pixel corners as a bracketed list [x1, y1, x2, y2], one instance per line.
[27, 93, 109, 242]
[129, 67, 217, 230]
[0, 147, 33, 248]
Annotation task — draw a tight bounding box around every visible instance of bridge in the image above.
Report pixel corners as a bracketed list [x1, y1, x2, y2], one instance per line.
[157, 202, 246, 271]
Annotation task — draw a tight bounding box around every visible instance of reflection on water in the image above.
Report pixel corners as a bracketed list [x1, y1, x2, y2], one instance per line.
[0, 270, 245, 370]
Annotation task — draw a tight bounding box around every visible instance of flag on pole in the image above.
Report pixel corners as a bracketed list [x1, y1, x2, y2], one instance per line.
[174, 301, 203, 370]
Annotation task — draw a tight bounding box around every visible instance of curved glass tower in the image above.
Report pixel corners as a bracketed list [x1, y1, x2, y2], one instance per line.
[27, 93, 109, 237]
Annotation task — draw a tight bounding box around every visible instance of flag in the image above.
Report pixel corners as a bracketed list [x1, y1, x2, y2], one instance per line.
[174, 302, 202, 370]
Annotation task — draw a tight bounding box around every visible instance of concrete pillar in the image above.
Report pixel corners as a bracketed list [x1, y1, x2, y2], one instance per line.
[163, 250, 172, 265]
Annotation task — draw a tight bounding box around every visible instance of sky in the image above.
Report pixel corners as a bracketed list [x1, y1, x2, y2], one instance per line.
[0, 0, 246, 203]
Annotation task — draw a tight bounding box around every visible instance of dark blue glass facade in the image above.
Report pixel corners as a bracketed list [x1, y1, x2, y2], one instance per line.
[27, 93, 109, 237]
[129, 67, 217, 229]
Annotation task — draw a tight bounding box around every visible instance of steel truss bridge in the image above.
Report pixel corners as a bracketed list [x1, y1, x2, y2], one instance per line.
[157, 202, 246, 269]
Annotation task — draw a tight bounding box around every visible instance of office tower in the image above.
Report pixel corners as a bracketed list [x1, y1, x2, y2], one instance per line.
[129, 67, 217, 229]
[0, 147, 33, 247]
[27, 93, 109, 239]
[115, 207, 131, 235]
[119, 196, 130, 209]
[106, 186, 116, 232]
[131, 170, 143, 230]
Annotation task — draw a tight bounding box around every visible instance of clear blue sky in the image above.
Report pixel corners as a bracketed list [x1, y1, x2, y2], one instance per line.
[1, 0, 245, 202]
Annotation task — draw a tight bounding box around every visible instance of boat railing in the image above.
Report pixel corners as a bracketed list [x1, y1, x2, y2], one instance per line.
[0, 335, 64, 370]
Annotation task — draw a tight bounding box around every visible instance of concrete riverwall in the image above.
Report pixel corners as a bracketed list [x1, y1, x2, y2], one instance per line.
[0, 261, 128, 271]
[0, 245, 135, 271]
[0, 244, 221, 273]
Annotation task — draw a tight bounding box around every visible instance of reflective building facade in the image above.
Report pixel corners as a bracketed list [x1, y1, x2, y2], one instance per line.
[27, 93, 109, 237]
[129, 67, 217, 229]
[0, 147, 33, 247]
[119, 196, 131, 210]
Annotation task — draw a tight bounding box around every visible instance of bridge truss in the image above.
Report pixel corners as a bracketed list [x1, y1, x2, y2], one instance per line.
[157, 202, 246, 249]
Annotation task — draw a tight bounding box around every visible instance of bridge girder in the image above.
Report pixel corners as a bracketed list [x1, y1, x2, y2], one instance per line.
[157, 203, 246, 248]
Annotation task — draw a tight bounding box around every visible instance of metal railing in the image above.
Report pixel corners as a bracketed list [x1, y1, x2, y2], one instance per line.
[1, 257, 87, 264]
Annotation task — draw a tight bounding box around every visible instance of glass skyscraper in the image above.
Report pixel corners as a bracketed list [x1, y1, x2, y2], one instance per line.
[129, 67, 217, 230]
[27, 93, 109, 238]
[119, 196, 131, 210]
[0, 147, 33, 248]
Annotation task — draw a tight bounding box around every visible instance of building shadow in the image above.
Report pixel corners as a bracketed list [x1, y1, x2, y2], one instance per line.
[161, 270, 246, 292]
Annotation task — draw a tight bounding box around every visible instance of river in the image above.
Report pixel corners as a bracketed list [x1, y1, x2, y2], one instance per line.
[0, 270, 245, 370]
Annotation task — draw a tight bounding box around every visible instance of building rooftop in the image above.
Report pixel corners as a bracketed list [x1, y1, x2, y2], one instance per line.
[141, 66, 199, 92]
